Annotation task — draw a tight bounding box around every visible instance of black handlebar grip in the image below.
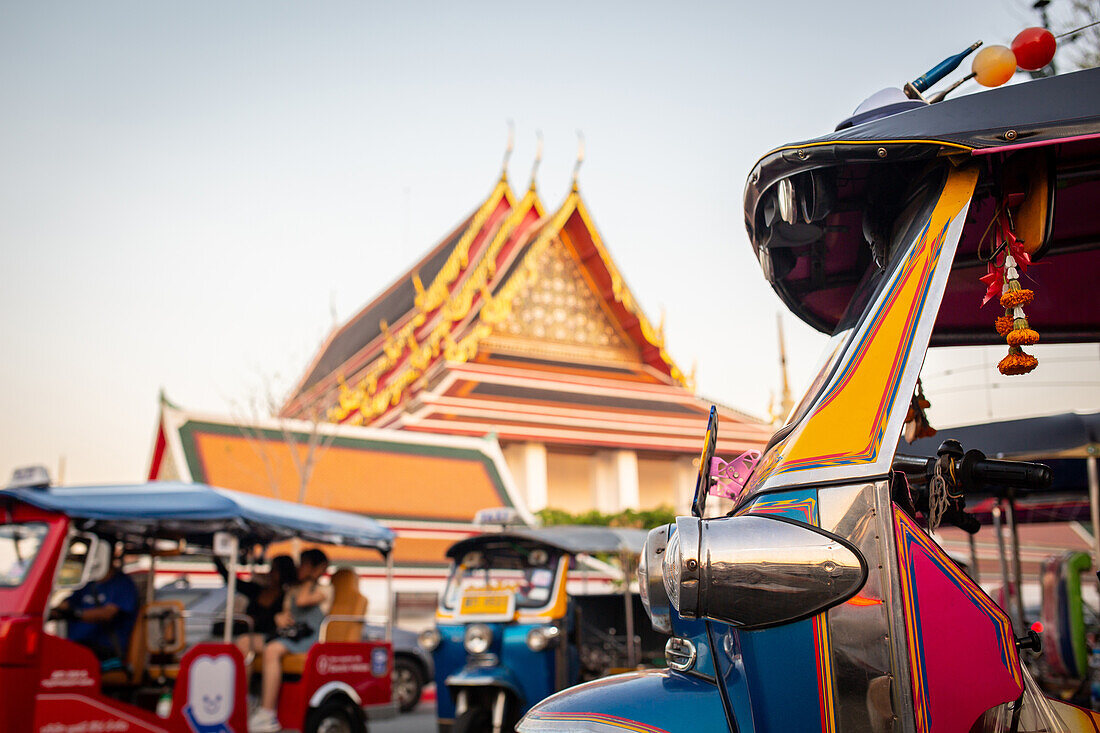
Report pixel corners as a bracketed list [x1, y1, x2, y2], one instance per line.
[892, 454, 934, 477]
[959, 449, 1053, 491]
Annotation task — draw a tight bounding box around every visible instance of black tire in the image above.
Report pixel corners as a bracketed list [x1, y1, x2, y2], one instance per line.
[453, 705, 491, 733]
[393, 656, 424, 713]
[304, 698, 367, 733]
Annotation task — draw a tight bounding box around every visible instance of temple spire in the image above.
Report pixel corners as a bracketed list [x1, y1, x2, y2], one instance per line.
[527, 130, 543, 191]
[769, 313, 795, 424]
[500, 119, 515, 182]
[571, 130, 585, 192]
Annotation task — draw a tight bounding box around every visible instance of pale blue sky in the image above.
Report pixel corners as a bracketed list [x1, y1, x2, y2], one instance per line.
[1, 1, 1096, 484]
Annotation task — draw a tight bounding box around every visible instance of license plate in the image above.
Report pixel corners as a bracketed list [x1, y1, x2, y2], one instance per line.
[459, 592, 512, 617]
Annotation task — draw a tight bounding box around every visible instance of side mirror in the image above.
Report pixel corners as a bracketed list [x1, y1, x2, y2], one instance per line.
[86, 537, 111, 583]
[57, 533, 111, 590]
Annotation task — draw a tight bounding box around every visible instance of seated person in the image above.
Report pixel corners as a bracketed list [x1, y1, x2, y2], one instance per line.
[214, 554, 296, 658]
[248, 548, 330, 733]
[51, 556, 138, 669]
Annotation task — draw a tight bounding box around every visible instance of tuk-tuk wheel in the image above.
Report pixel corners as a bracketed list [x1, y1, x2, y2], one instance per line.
[393, 656, 424, 712]
[304, 698, 366, 733]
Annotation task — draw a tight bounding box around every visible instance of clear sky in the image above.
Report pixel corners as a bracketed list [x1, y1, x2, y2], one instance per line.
[1, 0, 1097, 485]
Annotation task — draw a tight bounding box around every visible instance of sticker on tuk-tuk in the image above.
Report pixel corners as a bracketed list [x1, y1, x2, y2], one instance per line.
[184, 654, 235, 732]
[371, 646, 389, 677]
[457, 590, 515, 620]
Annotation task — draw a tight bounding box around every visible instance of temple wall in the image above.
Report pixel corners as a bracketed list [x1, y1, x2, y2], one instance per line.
[637, 456, 678, 510]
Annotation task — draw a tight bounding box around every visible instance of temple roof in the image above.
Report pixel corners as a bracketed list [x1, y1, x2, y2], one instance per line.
[299, 212, 476, 392]
[281, 166, 771, 454]
[294, 179, 517, 395]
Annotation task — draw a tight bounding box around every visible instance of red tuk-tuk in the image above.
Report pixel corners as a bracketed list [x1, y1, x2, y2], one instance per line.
[0, 475, 396, 732]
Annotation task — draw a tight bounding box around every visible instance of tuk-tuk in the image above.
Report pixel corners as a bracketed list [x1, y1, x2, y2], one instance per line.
[0, 477, 396, 732]
[419, 524, 659, 732]
[518, 62, 1100, 732]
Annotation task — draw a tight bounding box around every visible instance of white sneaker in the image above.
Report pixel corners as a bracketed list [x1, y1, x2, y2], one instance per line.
[248, 707, 281, 733]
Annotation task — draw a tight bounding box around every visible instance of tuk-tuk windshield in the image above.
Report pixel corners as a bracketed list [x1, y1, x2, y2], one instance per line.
[441, 551, 560, 611]
[0, 522, 48, 587]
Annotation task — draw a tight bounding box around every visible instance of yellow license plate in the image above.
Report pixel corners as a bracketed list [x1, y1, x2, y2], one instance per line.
[459, 593, 511, 616]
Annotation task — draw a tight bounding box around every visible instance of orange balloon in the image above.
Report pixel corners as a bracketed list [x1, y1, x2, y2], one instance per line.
[972, 45, 1017, 87]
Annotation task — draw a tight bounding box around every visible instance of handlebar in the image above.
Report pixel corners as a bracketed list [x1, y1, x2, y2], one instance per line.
[894, 449, 1052, 493]
[958, 450, 1052, 492]
[893, 441, 1053, 535]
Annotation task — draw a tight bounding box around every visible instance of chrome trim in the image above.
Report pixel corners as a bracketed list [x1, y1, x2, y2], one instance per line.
[820, 482, 899, 732]
[468, 653, 499, 668]
[876, 479, 917, 733]
[664, 637, 697, 672]
[639, 525, 673, 634]
[665, 516, 701, 618]
[310, 680, 363, 708]
[672, 513, 867, 628]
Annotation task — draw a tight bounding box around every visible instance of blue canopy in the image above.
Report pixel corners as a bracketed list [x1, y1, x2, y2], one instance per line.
[0, 481, 394, 553]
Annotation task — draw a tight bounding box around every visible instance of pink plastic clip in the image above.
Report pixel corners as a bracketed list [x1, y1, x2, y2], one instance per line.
[708, 450, 763, 501]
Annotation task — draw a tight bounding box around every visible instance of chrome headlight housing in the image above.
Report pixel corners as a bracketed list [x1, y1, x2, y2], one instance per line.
[662, 517, 700, 617]
[525, 625, 560, 652]
[663, 513, 867, 629]
[417, 627, 441, 652]
[464, 623, 493, 654]
[639, 524, 673, 634]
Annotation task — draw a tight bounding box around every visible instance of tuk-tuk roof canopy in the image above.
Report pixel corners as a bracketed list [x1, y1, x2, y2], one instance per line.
[446, 525, 648, 560]
[746, 68, 1100, 194]
[743, 67, 1100, 345]
[1, 482, 395, 554]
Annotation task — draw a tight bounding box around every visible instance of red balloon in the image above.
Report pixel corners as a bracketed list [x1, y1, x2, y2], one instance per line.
[1012, 27, 1057, 71]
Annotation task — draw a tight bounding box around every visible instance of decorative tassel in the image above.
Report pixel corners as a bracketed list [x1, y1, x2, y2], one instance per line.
[981, 216, 1040, 376]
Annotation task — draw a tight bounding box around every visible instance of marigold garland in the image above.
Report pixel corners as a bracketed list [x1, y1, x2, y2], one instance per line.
[1000, 287, 1034, 309]
[1006, 328, 1040, 346]
[981, 217, 1041, 377]
[998, 347, 1038, 375]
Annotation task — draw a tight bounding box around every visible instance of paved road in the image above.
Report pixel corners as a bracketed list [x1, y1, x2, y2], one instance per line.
[373, 702, 436, 733]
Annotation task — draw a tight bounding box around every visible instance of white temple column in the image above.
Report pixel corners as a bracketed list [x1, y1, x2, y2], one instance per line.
[522, 442, 548, 513]
[592, 451, 618, 513]
[615, 450, 640, 510]
[502, 442, 549, 514]
[591, 449, 639, 512]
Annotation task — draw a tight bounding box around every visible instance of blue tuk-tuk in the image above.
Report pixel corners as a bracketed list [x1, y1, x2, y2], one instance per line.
[419, 525, 659, 732]
[518, 63, 1100, 733]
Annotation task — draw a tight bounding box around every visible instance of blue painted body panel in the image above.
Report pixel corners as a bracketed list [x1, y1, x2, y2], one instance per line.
[432, 625, 468, 720]
[433, 621, 567, 721]
[521, 669, 729, 731]
[727, 488, 825, 733]
[734, 622, 820, 733]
